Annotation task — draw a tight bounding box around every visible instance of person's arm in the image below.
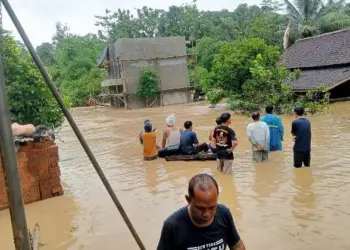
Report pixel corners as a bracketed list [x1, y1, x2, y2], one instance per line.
[291, 121, 296, 137]
[211, 129, 217, 148]
[157, 221, 174, 250]
[265, 123, 270, 149]
[193, 132, 199, 146]
[226, 209, 246, 250]
[139, 131, 143, 145]
[162, 129, 167, 148]
[278, 117, 284, 140]
[232, 240, 246, 250]
[209, 128, 213, 141]
[231, 130, 238, 151]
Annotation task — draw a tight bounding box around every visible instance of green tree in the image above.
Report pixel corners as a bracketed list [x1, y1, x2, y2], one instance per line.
[51, 32, 106, 106]
[195, 37, 227, 71]
[136, 68, 160, 107]
[284, 0, 350, 37]
[1, 31, 64, 127]
[211, 38, 281, 92]
[36, 42, 55, 66]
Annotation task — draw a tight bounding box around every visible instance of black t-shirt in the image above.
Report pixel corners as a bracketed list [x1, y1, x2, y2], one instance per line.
[213, 125, 237, 160]
[157, 204, 241, 250]
[291, 118, 311, 152]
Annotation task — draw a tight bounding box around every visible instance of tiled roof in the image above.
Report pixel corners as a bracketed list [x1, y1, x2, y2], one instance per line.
[281, 28, 350, 69]
[290, 66, 350, 91]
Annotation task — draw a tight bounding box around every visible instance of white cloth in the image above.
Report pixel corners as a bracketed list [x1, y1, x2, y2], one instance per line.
[247, 121, 270, 151]
[166, 114, 176, 127]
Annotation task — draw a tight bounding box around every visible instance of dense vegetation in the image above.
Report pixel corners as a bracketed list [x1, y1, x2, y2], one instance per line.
[3, 0, 348, 126]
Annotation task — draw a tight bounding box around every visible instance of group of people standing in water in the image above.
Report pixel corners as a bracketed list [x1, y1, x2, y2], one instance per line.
[140, 104, 312, 171]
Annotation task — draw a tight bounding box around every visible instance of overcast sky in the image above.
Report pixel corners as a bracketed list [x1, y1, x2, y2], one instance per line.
[2, 0, 262, 47]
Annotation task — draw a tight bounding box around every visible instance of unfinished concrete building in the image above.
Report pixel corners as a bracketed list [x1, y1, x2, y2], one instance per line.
[97, 36, 191, 109]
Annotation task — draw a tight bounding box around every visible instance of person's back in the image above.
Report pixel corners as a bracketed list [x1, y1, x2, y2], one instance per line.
[247, 121, 269, 149]
[261, 105, 284, 151]
[291, 107, 312, 168]
[247, 112, 270, 162]
[180, 129, 197, 154]
[292, 118, 311, 153]
[167, 127, 181, 146]
[141, 121, 158, 160]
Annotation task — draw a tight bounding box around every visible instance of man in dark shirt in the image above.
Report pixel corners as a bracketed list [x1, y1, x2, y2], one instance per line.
[157, 173, 246, 250]
[180, 121, 208, 155]
[291, 106, 312, 168]
[211, 113, 238, 174]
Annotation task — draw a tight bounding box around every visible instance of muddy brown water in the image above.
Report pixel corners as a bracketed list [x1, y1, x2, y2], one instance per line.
[1, 102, 350, 249]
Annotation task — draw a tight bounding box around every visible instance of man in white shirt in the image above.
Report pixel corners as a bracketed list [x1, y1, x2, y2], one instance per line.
[247, 112, 270, 162]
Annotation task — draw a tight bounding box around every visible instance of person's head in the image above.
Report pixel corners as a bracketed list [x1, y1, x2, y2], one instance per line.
[293, 106, 305, 117]
[251, 112, 260, 121]
[265, 105, 274, 114]
[220, 112, 231, 125]
[185, 173, 219, 226]
[215, 117, 222, 126]
[166, 114, 176, 127]
[144, 119, 150, 124]
[184, 121, 193, 130]
[144, 121, 152, 133]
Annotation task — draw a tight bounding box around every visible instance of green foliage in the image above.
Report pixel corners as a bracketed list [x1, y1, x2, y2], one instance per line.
[205, 38, 329, 115]
[195, 37, 227, 71]
[47, 30, 106, 107]
[211, 38, 281, 92]
[136, 68, 160, 107]
[2, 31, 64, 127]
[295, 85, 330, 114]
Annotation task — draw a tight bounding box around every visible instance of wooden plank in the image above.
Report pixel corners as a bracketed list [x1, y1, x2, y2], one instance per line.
[165, 153, 217, 162]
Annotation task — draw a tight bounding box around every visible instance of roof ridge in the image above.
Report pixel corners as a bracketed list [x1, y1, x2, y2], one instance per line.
[295, 27, 350, 42]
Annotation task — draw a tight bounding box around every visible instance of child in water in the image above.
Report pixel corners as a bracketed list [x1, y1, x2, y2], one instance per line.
[140, 121, 158, 161]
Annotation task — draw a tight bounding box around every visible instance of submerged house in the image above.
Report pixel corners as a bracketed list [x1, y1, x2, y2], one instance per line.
[97, 36, 191, 109]
[281, 28, 350, 101]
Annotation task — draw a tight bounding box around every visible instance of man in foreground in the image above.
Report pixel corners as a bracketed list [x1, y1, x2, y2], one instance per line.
[247, 112, 270, 162]
[291, 106, 312, 168]
[211, 113, 238, 174]
[157, 173, 246, 250]
[180, 121, 208, 155]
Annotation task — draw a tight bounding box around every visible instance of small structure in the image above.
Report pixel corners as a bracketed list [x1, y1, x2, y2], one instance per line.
[281, 28, 350, 101]
[97, 36, 191, 109]
[0, 136, 63, 210]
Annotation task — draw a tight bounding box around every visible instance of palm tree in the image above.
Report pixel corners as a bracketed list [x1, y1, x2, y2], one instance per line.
[284, 0, 350, 37]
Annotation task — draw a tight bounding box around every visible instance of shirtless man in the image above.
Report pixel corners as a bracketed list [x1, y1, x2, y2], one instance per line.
[162, 114, 183, 148]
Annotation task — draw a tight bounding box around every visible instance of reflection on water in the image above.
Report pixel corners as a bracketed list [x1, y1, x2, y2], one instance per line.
[1, 102, 350, 249]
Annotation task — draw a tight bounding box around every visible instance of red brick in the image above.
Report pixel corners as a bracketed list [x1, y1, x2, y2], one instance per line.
[36, 164, 48, 171]
[17, 152, 27, 158]
[34, 142, 49, 149]
[52, 186, 63, 194]
[18, 145, 33, 152]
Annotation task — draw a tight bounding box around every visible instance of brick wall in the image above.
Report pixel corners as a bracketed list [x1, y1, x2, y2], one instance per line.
[0, 140, 63, 210]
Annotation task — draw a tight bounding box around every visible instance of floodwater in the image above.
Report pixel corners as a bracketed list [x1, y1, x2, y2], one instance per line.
[1, 101, 350, 249]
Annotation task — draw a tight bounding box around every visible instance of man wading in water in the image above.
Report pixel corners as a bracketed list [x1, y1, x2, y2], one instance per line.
[157, 173, 246, 250]
[291, 106, 312, 168]
[211, 113, 238, 174]
[261, 105, 284, 152]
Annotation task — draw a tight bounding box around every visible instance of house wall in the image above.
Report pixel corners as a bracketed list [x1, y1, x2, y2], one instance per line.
[122, 57, 190, 108]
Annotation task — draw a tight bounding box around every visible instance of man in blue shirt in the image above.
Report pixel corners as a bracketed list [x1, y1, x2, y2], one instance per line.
[180, 121, 208, 155]
[291, 106, 311, 168]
